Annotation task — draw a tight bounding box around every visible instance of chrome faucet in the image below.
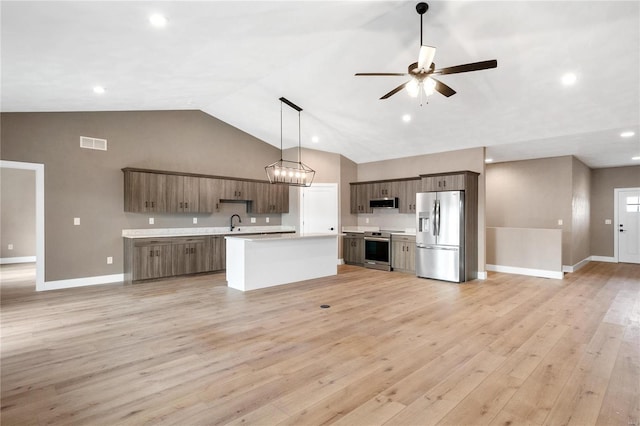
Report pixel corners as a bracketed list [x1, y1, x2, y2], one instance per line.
[230, 214, 241, 231]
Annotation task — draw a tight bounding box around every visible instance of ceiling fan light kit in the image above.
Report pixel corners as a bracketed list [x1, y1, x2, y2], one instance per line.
[265, 97, 315, 187]
[355, 2, 497, 102]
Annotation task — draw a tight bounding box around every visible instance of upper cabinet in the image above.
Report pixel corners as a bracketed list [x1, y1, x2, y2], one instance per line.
[250, 182, 289, 214]
[350, 183, 372, 214]
[420, 171, 478, 192]
[122, 168, 288, 214]
[398, 178, 420, 214]
[166, 175, 200, 213]
[124, 171, 167, 213]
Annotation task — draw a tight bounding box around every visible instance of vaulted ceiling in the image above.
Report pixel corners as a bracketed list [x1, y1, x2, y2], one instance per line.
[2, 1, 638, 168]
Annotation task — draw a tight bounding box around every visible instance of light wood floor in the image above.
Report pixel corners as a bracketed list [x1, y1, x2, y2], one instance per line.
[1, 262, 638, 426]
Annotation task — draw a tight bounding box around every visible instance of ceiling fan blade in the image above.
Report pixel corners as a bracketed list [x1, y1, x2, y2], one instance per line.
[431, 77, 456, 97]
[434, 59, 498, 75]
[355, 72, 407, 76]
[418, 45, 436, 70]
[380, 81, 410, 99]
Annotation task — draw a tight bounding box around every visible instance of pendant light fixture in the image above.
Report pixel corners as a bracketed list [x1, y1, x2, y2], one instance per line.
[265, 97, 315, 187]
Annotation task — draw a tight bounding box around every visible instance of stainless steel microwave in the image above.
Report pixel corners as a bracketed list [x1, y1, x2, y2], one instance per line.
[369, 197, 399, 209]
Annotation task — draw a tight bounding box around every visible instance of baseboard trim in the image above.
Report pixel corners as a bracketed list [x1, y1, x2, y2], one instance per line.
[590, 255, 616, 263]
[44, 274, 124, 291]
[476, 271, 487, 280]
[486, 264, 563, 280]
[563, 257, 591, 273]
[0, 256, 36, 265]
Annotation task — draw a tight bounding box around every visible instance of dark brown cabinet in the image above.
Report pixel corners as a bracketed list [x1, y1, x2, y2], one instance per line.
[399, 179, 420, 213]
[129, 240, 173, 281]
[199, 177, 225, 212]
[211, 236, 226, 271]
[223, 179, 252, 200]
[124, 171, 167, 213]
[391, 235, 415, 273]
[250, 183, 289, 214]
[350, 183, 372, 214]
[166, 175, 200, 213]
[421, 173, 466, 192]
[171, 237, 210, 276]
[343, 233, 364, 265]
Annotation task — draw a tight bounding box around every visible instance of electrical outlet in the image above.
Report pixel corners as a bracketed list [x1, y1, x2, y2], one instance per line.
[149, 217, 154, 225]
[251, 217, 256, 223]
[107, 256, 113, 264]
[7, 244, 13, 250]
[605, 219, 612, 225]
[74, 217, 80, 225]
[365, 217, 370, 224]
[266, 217, 270, 223]
[557, 219, 563, 226]
[193, 217, 198, 224]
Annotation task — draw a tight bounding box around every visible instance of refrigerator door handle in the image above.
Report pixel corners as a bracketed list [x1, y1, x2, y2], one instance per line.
[431, 201, 437, 236]
[435, 200, 441, 237]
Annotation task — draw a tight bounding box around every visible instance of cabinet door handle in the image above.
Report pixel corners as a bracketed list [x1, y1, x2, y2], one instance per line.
[185, 202, 188, 208]
[180, 202, 183, 208]
[190, 247, 195, 254]
[150, 250, 154, 257]
[185, 247, 189, 254]
[151, 201, 155, 208]
[145, 201, 149, 208]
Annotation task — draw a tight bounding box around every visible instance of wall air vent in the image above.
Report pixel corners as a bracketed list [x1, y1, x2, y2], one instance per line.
[80, 136, 107, 151]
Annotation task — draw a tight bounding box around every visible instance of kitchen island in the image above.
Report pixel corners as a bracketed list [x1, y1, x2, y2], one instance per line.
[225, 233, 338, 292]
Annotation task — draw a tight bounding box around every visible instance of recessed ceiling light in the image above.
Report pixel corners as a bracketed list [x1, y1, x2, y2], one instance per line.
[485, 158, 493, 163]
[93, 86, 105, 94]
[149, 14, 168, 27]
[562, 72, 577, 86]
[632, 156, 640, 161]
[620, 131, 635, 138]
[402, 114, 411, 123]
[311, 136, 319, 143]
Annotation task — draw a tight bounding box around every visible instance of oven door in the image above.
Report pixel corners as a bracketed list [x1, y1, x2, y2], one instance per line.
[364, 237, 390, 266]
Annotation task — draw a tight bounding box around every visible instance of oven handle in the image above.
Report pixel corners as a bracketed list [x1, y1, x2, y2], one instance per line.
[364, 237, 389, 242]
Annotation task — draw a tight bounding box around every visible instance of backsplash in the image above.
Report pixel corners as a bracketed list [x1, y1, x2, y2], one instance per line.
[356, 208, 415, 231]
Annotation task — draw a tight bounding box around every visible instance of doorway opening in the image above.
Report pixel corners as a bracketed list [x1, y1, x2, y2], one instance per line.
[0, 160, 45, 290]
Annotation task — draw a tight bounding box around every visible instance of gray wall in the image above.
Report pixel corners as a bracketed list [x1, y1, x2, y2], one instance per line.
[0, 168, 36, 259]
[590, 166, 640, 257]
[486, 156, 573, 265]
[0, 111, 284, 281]
[570, 157, 591, 265]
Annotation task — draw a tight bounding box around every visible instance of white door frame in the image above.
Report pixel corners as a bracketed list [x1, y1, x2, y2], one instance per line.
[614, 187, 640, 263]
[0, 160, 45, 290]
[299, 183, 339, 235]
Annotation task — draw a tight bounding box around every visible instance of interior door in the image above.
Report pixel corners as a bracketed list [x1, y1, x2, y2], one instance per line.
[618, 189, 640, 263]
[300, 183, 338, 235]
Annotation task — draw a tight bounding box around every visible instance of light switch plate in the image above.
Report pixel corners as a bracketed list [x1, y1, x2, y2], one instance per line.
[149, 217, 154, 225]
[266, 217, 270, 223]
[193, 217, 198, 224]
[251, 217, 256, 223]
[605, 219, 612, 225]
[107, 256, 113, 264]
[7, 244, 13, 250]
[366, 218, 370, 224]
[557, 219, 563, 226]
[74, 217, 80, 225]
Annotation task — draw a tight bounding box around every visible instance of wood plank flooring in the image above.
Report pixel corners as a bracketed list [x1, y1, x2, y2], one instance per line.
[1, 261, 638, 425]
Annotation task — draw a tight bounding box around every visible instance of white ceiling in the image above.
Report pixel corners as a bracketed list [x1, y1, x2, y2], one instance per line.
[2, 1, 639, 168]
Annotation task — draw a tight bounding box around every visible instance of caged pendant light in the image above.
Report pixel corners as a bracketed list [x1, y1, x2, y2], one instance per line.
[265, 97, 315, 187]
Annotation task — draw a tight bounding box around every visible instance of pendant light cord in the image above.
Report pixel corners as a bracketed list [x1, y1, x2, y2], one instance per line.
[280, 100, 283, 160]
[298, 110, 301, 163]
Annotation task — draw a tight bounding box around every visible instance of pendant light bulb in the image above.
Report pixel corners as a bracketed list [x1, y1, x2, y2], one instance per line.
[423, 78, 436, 96]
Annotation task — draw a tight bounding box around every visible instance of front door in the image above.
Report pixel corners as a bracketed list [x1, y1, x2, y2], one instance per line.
[618, 189, 640, 264]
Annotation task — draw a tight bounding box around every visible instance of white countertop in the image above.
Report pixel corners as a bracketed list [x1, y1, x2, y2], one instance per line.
[225, 232, 338, 242]
[122, 225, 296, 239]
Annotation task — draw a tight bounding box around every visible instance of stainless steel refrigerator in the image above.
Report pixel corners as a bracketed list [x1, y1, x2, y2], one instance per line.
[416, 191, 465, 282]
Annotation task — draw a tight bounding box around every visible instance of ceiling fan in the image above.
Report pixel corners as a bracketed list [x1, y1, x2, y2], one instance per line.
[355, 2, 497, 101]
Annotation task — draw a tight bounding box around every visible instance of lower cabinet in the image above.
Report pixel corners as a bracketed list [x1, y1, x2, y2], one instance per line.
[124, 235, 225, 283]
[343, 233, 364, 265]
[391, 235, 416, 273]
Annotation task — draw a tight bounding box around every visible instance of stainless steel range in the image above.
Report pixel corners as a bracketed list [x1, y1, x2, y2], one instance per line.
[364, 231, 391, 271]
